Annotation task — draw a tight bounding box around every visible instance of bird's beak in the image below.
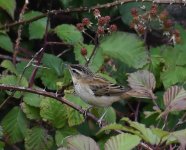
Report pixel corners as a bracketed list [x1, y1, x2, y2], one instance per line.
[64, 63, 71, 69]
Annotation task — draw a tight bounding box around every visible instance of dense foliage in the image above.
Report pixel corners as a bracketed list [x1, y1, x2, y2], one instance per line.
[0, 0, 186, 149]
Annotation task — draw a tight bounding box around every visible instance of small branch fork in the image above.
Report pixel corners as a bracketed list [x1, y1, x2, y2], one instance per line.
[0, 0, 185, 30]
[0, 84, 153, 150]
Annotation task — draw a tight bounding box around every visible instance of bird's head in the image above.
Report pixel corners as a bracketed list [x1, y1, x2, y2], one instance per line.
[68, 64, 93, 80]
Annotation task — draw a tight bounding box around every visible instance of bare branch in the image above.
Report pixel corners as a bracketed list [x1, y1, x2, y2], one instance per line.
[0, 0, 185, 30]
[0, 84, 153, 150]
[13, 0, 29, 64]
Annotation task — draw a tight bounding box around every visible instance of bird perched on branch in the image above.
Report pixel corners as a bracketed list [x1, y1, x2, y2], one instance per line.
[68, 64, 133, 125]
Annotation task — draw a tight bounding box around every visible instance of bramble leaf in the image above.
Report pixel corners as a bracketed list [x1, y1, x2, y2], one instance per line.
[25, 127, 53, 150]
[105, 133, 141, 150]
[100, 32, 148, 69]
[1, 107, 28, 144]
[127, 70, 156, 99]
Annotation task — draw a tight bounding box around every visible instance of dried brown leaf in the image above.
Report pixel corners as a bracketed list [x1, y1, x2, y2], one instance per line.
[162, 86, 186, 115]
[127, 70, 156, 99]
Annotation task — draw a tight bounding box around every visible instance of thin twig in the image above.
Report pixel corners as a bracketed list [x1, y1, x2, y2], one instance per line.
[28, 14, 50, 87]
[0, 84, 98, 121]
[46, 41, 72, 46]
[57, 49, 71, 57]
[135, 101, 141, 121]
[0, 54, 34, 62]
[83, 32, 95, 42]
[85, 33, 99, 66]
[0, 0, 184, 31]
[13, 0, 29, 64]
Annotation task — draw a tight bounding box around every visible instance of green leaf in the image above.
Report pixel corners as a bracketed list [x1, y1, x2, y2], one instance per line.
[74, 43, 104, 72]
[0, 0, 16, 18]
[96, 107, 116, 124]
[1, 60, 18, 75]
[144, 48, 164, 88]
[55, 127, 78, 147]
[105, 133, 141, 150]
[16, 61, 42, 79]
[119, 2, 151, 26]
[164, 129, 186, 148]
[0, 75, 28, 98]
[65, 93, 87, 126]
[40, 97, 67, 128]
[121, 117, 159, 145]
[65, 93, 88, 108]
[0, 33, 13, 52]
[42, 53, 64, 76]
[64, 135, 100, 150]
[0, 75, 28, 86]
[59, 0, 82, 8]
[1, 107, 28, 144]
[66, 106, 84, 127]
[161, 66, 186, 88]
[29, 17, 47, 40]
[55, 24, 83, 44]
[23, 93, 42, 107]
[156, 36, 186, 88]
[96, 73, 116, 83]
[40, 53, 66, 90]
[29, 17, 48, 39]
[0, 141, 5, 150]
[100, 32, 147, 69]
[25, 127, 53, 150]
[21, 103, 41, 120]
[97, 123, 128, 135]
[24, 11, 47, 40]
[151, 128, 169, 145]
[40, 69, 62, 90]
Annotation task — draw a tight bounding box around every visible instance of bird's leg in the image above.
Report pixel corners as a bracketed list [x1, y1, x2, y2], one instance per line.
[83, 106, 93, 119]
[97, 107, 109, 127]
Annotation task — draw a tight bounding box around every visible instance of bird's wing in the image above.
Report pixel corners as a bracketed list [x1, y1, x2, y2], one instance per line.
[87, 76, 130, 96]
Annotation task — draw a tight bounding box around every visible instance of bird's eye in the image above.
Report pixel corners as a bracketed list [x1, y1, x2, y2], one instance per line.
[72, 69, 79, 75]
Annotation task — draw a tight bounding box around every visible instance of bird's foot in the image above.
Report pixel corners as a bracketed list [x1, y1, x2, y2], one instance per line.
[83, 106, 93, 120]
[97, 118, 106, 127]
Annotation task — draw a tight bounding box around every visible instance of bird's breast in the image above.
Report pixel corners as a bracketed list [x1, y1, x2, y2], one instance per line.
[74, 82, 121, 107]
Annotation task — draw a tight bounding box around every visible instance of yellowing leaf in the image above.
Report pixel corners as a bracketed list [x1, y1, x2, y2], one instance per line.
[105, 133, 141, 150]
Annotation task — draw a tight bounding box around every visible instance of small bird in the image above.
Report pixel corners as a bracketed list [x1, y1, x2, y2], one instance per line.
[68, 64, 131, 125]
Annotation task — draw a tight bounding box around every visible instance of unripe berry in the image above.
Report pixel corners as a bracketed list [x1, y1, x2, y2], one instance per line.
[175, 36, 181, 43]
[132, 16, 139, 23]
[82, 18, 91, 26]
[81, 47, 87, 56]
[104, 16, 111, 24]
[131, 8, 138, 17]
[130, 22, 135, 29]
[151, 4, 158, 10]
[93, 9, 101, 18]
[150, 8, 157, 16]
[98, 17, 106, 26]
[159, 10, 168, 21]
[172, 29, 180, 37]
[76, 23, 84, 31]
[97, 26, 104, 35]
[109, 24, 117, 32]
[164, 19, 173, 28]
[137, 24, 145, 34]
